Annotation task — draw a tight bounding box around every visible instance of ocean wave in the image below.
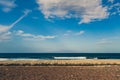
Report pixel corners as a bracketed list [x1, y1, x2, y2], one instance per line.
[0, 58, 10, 61]
[11, 58, 40, 61]
[0, 58, 41, 61]
[0, 57, 98, 61]
[54, 57, 87, 60]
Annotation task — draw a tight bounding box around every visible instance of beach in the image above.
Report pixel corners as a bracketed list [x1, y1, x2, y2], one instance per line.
[0, 60, 120, 80]
[1, 60, 120, 66]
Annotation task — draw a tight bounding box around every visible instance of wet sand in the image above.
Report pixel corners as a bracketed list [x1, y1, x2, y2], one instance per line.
[0, 60, 120, 80]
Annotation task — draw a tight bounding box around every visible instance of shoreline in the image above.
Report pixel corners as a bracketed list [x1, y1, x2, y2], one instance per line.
[1, 60, 120, 80]
[0, 59, 120, 66]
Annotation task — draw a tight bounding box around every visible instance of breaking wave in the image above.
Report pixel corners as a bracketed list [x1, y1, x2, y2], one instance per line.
[54, 57, 88, 60]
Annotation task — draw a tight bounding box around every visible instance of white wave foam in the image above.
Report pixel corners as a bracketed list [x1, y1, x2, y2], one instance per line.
[0, 58, 40, 61]
[54, 57, 87, 60]
[10, 58, 40, 61]
[0, 58, 10, 61]
[93, 57, 98, 60]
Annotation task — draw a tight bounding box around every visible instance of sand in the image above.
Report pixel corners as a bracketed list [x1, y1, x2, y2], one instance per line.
[0, 60, 120, 66]
[0, 60, 120, 80]
[0, 66, 120, 80]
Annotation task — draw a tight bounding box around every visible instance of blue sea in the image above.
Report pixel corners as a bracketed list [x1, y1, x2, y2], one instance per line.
[0, 53, 120, 61]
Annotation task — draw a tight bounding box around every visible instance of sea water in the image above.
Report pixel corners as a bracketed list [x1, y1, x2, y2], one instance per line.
[0, 53, 120, 61]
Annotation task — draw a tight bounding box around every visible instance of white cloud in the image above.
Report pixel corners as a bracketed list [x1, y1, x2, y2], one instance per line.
[108, 2, 120, 15]
[0, 0, 16, 12]
[16, 30, 56, 40]
[0, 32, 12, 42]
[63, 30, 85, 37]
[96, 39, 113, 45]
[0, 25, 12, 41]
[37, 0, 109, 24]
[63, 30, 72, 37]
[0, 25, 10, 33]
[75, 30, 85, 36]
[16, 30, 24, 35]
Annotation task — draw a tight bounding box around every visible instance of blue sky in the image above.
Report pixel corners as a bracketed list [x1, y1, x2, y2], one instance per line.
[0, 0, 120, 53]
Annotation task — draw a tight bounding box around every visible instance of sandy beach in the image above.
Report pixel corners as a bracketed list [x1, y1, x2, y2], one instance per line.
[0, 60, 120, 66]
[0, 66, 120, 80]
[0, 60, 120, 80]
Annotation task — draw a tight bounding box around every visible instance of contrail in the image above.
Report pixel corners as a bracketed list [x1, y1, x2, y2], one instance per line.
[9, 10, 31, 29]
[0, 9, 31, 41]
[0, 10, 31, 34]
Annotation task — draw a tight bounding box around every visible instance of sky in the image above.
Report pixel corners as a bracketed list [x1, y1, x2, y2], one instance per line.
[0, 0, 120, 53]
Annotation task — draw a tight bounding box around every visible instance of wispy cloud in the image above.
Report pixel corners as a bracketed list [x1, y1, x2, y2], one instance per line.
[96, 39, 113, 45]
[0, 25, 10, 33]
[0, 0, 16, 12]
[63, 30, 72, 37]
[0, 32, 12, 42]
[16, 30, 56, 40]
[37, 0, 109, 24]
[63, 30, 85, 37]
[75, 30, 85, 36]
[108, 1, 120, 15]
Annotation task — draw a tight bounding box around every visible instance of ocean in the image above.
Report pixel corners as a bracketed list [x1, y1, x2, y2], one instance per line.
[0, 53, 120, 61]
